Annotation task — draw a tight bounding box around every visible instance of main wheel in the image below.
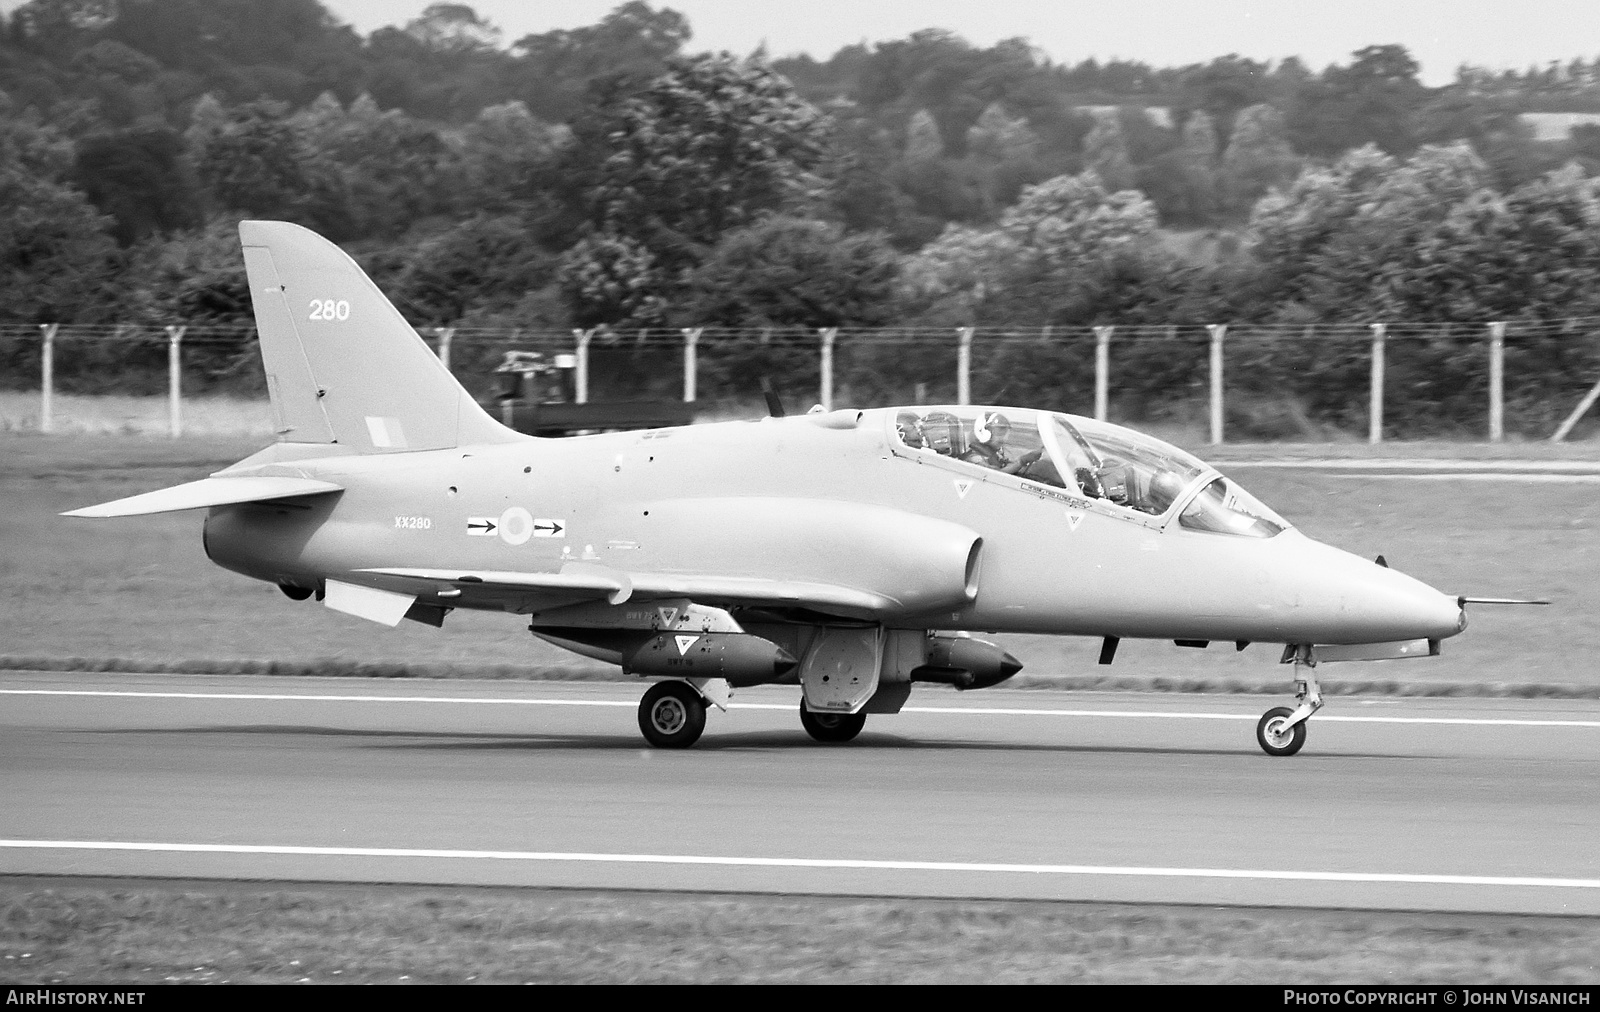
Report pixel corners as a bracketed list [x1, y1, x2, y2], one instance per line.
[1256, 706, 1307, 757]
[800, 701, 866, 743]
[638, 681, 706, 749]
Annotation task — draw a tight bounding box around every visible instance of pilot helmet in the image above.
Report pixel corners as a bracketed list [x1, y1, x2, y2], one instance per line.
[920, 410, 962, 454]
[896, 410, 926, 448]
[974, 412, 1011, 445]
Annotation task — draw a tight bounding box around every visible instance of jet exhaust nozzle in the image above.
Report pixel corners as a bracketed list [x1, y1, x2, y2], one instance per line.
[622, 632, 797, 687]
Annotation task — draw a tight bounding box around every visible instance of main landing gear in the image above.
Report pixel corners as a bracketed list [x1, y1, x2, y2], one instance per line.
[638, 680, 707, 749]
[1257, 646, 1322, 757]
[800, 700, 866, 743]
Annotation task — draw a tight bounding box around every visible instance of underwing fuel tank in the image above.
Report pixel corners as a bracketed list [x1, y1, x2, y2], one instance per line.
[914, 635, 1023, 690]
[623, 632, 799, 686]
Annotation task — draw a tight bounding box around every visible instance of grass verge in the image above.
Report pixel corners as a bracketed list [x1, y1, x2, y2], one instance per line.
[2, 880, 1596, 984]
[4, 655, 1599, 698]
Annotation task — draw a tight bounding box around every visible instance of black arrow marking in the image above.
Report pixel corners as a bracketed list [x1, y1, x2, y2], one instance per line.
[534, 521, 564, 535]
[468, 520, 497, 533]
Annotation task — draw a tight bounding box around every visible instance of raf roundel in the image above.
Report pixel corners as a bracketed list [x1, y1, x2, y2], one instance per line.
[498, 507, 534, 546]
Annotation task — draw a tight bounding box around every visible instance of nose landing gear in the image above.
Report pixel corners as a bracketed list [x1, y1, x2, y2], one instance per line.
[1257, 646, 1322, 756]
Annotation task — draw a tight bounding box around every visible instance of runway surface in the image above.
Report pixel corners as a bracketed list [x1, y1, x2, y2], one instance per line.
[3, 671, 1598, 915]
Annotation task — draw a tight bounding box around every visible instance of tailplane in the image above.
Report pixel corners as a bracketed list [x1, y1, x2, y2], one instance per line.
[239, 220, 520, 452]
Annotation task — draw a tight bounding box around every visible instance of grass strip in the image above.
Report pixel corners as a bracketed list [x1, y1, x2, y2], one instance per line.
[1, 880, 1596, 984]
[4, 655, 1599, 698]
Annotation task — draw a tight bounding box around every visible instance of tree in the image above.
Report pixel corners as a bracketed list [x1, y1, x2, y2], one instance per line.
[1082, 112, 1134, 191]
[685, 216, 900, 328]
[0, 94, 117, 324]
[291, 93, 464, 238]
[558, 231, 669, 328]
[1287, 44, 1428, 157]
[904, 108, 943, 161]
[403, 3, 501, 53]
[458, 100, 567, 213]
[966, 102, 1038, 163]
[71, 124, 200, 244]
[508, 1, 690, 123]
[900, 170, 1160, 325]
[190, 98, 342, 227]
[388, 213, 556, 325]
[560, 53, 833, 326]
[1139, 110, 1219, 226]
[1220, 103, 1301, 216]
[1176, 54, 1270, 143]
[1246, 143, 1397, 310]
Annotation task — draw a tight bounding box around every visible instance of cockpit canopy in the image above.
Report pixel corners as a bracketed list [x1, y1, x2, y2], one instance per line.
[892, 406, 1288, 538]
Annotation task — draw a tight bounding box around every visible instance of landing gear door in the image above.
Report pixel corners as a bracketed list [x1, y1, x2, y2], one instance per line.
[799, 626, 883, 715]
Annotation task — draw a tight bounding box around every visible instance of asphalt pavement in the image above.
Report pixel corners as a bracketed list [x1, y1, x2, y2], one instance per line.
[3, 671, 1597, 915]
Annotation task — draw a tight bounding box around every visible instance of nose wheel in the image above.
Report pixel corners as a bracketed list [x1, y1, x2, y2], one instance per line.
[638, 680, 707, 749]
[1257, 648, 1322, 757]
[1256, 706, 1307, 756]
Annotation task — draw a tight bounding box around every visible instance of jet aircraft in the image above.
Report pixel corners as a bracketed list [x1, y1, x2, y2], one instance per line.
[65, 222, 1521, 755]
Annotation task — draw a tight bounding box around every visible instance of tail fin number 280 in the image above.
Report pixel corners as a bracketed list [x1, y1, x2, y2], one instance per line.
[309, 299, 350, 321]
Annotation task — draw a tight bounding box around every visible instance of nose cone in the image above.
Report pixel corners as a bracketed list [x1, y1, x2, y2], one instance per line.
[1275, 534, 1465, 645]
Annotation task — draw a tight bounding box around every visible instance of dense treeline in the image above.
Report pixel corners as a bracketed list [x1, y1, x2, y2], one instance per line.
[5, 1, 1600, 434]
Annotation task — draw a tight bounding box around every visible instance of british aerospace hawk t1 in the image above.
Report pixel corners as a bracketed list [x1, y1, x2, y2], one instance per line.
[66, 221, 1512, 755]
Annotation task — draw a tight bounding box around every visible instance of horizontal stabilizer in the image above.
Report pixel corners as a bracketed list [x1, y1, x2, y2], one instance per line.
[61, 476, 343, 518]
[360, 567, 891, 615]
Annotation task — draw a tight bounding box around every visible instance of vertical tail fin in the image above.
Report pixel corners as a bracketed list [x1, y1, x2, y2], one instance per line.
[240, 220, 520, 452]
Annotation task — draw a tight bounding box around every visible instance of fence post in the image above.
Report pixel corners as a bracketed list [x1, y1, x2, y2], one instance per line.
[1488, 321, 1506, 442]
[819, 327, 837, 412]
[1207, 324, 1227, 445]
[681, 327, 701, 403]
[1093, 326, 1113, 422]
[39, 323, 57, 434]
[573, 328, 592, 405]
[433, 327, 454, 373]
[165, 325, 186, 438]
[1552, 376, 1600, 442]
[1368, 323, 1386, 444]
[957, 327, 974, 406]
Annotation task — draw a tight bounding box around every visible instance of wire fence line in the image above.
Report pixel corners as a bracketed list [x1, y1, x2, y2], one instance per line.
[5, 319, 1600, 442]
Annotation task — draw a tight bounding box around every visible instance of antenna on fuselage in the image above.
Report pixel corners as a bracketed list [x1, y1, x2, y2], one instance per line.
[760, 379, 786, 418]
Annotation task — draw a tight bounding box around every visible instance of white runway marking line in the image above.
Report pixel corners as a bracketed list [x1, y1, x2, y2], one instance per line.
[1, 839, 1597, 891]
[1228, 459, 1600, 472]
[3, 689, 1597, 727]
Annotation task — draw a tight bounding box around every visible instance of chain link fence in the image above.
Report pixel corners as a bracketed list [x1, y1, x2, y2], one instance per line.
[4, 318, 1600, 441]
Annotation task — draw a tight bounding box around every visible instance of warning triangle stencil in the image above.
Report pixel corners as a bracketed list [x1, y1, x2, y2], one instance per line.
[954, 479, 973, 499]
[674, 635, 700, 655]
[1065, 511, 1084, 532]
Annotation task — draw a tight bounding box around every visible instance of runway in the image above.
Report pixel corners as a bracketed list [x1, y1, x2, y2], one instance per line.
[3, 671, 1598, 915]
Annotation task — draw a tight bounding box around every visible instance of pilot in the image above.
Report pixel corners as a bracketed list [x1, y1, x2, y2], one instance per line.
[1144, 468, 1188, 515]
[895, 410, 926, 449]
[919, 411, 964, 457]
[964, 412, 1044, 477]
[1096, 460, 1133, 507]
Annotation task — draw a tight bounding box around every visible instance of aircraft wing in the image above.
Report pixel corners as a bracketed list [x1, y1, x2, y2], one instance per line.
[62, 476, 345, 518]
[359, 566, 892, 616]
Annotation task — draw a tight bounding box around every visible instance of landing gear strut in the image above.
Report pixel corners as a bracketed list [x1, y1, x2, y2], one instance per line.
[1257, 646, 1322, 757]
[638, 680, 706, 749]
[800, 700, 866, 743]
